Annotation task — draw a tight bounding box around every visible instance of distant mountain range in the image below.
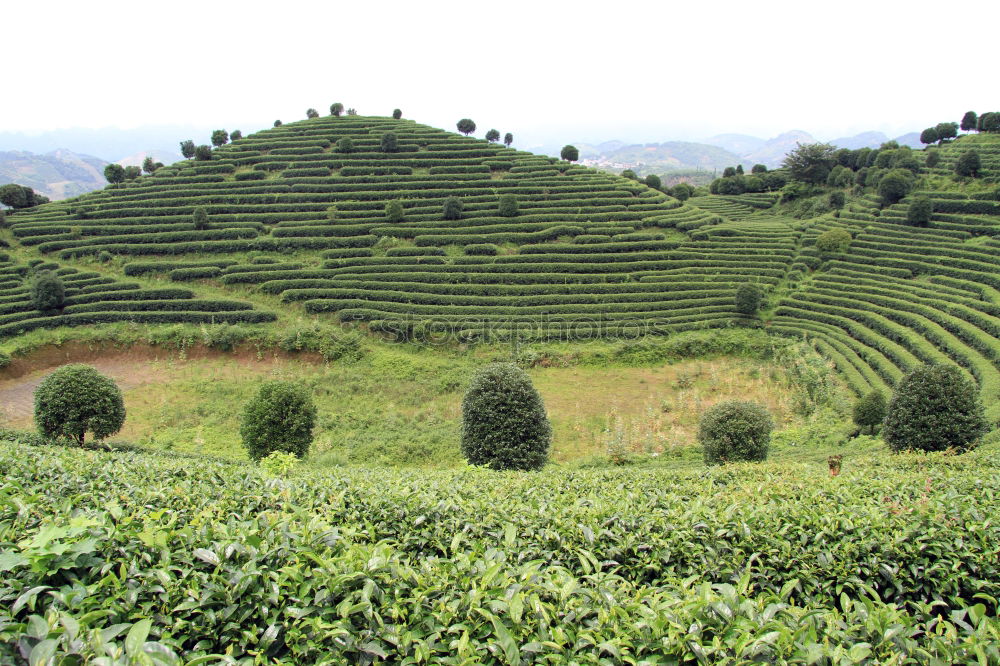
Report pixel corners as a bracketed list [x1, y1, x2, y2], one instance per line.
[0, 150, 108, 201]
[549, 128, 924, 184]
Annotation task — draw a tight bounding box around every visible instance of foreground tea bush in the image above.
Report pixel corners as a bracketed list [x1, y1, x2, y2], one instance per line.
[2, 441, 1000, 663]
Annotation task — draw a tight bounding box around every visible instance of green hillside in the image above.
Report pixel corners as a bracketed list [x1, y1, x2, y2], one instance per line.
[3, 115, 1000, 424]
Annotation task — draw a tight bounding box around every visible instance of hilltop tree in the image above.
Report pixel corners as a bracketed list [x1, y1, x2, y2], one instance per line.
[179, 140, 195, 159]
[347, 108, 357, 115]
[192, 206, 209, 230]
[498, 195, 518, 217]
[240, 380, 316, 460]
[751, 164, 767, 173]
[461, 363, 551, 471]
[0, 184, 43, 209]
[919, 127, 938, 145]
[644, 174, 662, 190]
[123, 166, 141, 181]
[735, 282, 764, 315]
[503, 132, 513, 147]
[560, 145, 579, 162]
[906, 196, 933, 226]
[877, 168, 914, 205]
[955, 150, 981, 177]
[230, 129, 243, 141]
[883, 364, 987, 453]
[30, 271, 65, 312]
[336, 137, 354, 153]
[306, 108, 319, 119]
[392, 108, 402, 119]
[443, 197, 463, 220]
[141, 156, 158, 174]
[330, 103, 344, 117]
[194, 145, 213, 161]
[782, 142, 837, 184]
[961, 111, 978, 132]
[735, 164, 744, 175]
[934, 122, 958, 144]
[211, 129, 229, 147]
[621, 169, 638, 180]
[380, 131, 399, 153]
[103, 163, 125, 185]
[34, 364, 126, 445]
[385, 199, 404, 222]
[699, 401, 773, 465]
[722, 167, 737, 178]
[978, 112, 1000, 133]
[273, 120, 282, 127]
[456, 118, 476, 136]
[485, 129, 500, 143]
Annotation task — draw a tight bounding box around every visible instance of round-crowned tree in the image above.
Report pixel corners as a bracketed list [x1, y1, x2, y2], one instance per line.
[336, 137, 354, 153]
[877, 168, 913, 205]
[30, 271, 65, 311]
[330, 103, 344, 117]
[815, 228, 851, 253]
[560, 145, 579, 162]
[669, 183, 694, 201]
[485, 129, 500, 143]
[734, 282, 764, 315]
[194, 145, 213, 161]
[380, 131, 398, 153]
[955, 150, 982, 178]
[443, 196, 463, 220]
[273, 120, 282, 127]
[211, 129, 229, 147]
[503, 132, 513, 147]
[883, 364, 988, 453]
[306, 108, 319, 119]
[456, 118, 476, 136]
[230, 129, 243, 141]
[104, 164, 125, 185]
[906, 196, 933, 226]
[34, 364, 126, 445]
[461, 363, 551, 471]
[385, 199, 404, 222]
[852, 390, 887, 433]
[498, 194, 518, 217]
[699, 401, 773, 464]
[644, 174, 662, 190]
[240, 380, 317, 460]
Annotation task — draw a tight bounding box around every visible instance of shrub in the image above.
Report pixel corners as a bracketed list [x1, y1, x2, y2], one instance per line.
[699, 401, 773, 464]
[906, 197, 933, 226]
[815, 228, 851, 253]
[644, 174, 662, 190]
[260, 451, 299, 477]
[955, 150, 981, 178]
[461, 362, 550, 471]
[380, 132, 398, 153]
[34, 364, 126, 445]
[306, 108, 319, 119]
[560, 145, 579, 162]
[30, 270, 65, 311]
[498, 195, 518, 217]
[330, 103, 344, 117]
[385, 200, 405, 223]
[240, 380, 317, 461]
[925, 149, 940, 168]
[442, 197, 463, 220]
[194, 145, 212, 161]
[192, 206, 209, 230]
[852, 390, 886, 433]
[734, 282, 764, 315]
[336, 137, 354, 153]
[273, 119, 282, 127]
[392, 108, 402, 120]
[877, 168, 913, 205]
[465, 243, 499, 255]
[883, 364, 988, 453]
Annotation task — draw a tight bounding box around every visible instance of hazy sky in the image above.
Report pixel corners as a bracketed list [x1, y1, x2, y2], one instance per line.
[6, 0, 998, 147]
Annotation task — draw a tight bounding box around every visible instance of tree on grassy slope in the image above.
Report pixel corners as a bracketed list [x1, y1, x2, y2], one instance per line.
[34, 364, 126, 445]
[240, 381, 316, 460]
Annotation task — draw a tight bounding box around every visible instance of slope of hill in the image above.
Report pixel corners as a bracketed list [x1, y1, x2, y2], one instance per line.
[4, 115, 1000, 420]
[0, 149, 108, 200]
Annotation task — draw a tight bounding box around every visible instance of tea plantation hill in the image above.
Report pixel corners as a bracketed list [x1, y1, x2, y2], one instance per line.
[4, 113, 1000, 423]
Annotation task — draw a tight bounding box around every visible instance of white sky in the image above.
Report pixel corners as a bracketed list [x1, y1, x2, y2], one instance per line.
[6, 0, 998, 145]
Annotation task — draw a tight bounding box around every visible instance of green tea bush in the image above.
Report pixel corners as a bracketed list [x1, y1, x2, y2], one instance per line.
[34, 364, 126, 445]
[461, 362, 550, 471]
[442, 196, 463, 220]
[260, 450, 299, 477]
[699, 400, 773, 464]
[498, 195, 518, 217]
[240, 381, 317, 460]
[883, 364, 989, 453]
